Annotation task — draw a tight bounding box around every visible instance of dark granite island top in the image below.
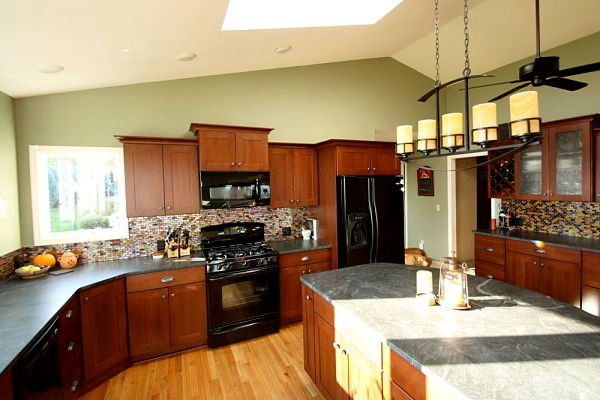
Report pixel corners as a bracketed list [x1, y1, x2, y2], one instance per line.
[474, 228, 600, 253]
[0, 253, 206, 375]
[301, 263, 600, 400]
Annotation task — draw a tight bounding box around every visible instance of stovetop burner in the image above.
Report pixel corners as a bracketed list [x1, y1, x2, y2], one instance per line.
[204, 242, 276, 262]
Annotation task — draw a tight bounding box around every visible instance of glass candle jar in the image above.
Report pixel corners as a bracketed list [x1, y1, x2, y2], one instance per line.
[437, 257, 470, 309]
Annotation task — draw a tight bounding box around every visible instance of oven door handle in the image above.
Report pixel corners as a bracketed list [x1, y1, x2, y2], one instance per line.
[208, 266, 278, 281]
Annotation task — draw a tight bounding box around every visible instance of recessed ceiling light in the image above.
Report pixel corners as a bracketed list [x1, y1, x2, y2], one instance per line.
[36, 65, 64, 74]
[8, 73, 16, 78]
[274, 45, 292, 54]
[120, 48, 132, 53]
[176, 52, 198, 62]
[222, 0, 404, 30]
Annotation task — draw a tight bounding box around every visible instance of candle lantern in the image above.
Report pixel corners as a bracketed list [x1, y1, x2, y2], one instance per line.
[417, 119, 437, 155]
[472, 102, 498, 148]
[396, 125, 414, 159]
[509, 91, 541, 141]
[441, 113, 465, 153]
[437, 257, 470, 309]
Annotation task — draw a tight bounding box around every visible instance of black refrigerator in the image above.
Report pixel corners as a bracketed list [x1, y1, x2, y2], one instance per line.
[337, 176, 405, 268]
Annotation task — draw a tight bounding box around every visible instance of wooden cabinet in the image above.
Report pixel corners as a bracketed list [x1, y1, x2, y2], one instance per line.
[474, 234, 506, 281]
[280, 248, 331, 324]
[190, 123, 273, 171]
[582, 251, 600, 317]
[506, 240, 581, 307]
[515, 115, 599, 201]
[118, 136, 200, 217]
[302, 285, 316, 380]
[58, 295, 83, 399]
[126, 267, 207, 361]
[336, 144, 399, 176]
[594, 128, 600, 201]
[80, 279, 129, 386]
[0, 368, 12, 400]
[269, 145, 318, 208]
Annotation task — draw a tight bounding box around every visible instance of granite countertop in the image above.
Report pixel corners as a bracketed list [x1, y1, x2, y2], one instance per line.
[0, 253, 206, 375]
[301, 264, 600, 400]
[268, 239, 331, 254]
[475, 228, 600, 253]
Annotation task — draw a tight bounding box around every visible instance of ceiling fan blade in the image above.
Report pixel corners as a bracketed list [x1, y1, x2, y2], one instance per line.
[463, 79, 523, 90]
[489, 82, 531, 102]
[544, 77, 588, 91]
[557, 61, 600, 77]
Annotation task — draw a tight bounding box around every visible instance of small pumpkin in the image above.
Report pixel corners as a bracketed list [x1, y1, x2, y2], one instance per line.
[58, 251, 78, 269]
[33, 253, 56, 267]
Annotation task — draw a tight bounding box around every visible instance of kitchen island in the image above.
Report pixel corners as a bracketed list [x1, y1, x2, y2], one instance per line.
[300, 263, 600, 400]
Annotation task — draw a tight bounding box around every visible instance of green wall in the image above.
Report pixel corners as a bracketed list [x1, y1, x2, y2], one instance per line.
[14, 57, 435, 246]
[0, 91, 21, 255]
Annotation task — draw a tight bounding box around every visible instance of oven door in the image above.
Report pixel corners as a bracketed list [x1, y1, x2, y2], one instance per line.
[207, 264, 279, 329]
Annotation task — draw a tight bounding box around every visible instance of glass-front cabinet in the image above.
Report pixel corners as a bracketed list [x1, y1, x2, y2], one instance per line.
[516, 115, 598, 202]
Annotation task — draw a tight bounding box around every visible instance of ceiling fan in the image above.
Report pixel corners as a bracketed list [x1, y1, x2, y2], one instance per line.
[472, 0, 600, 102]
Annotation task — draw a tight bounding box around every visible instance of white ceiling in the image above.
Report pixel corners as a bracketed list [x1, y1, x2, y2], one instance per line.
[1, 0, 599, 98]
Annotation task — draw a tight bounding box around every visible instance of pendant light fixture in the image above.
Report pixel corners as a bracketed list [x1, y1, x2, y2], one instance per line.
[509, 90, 541, 141]
[396, 125, 414, 159]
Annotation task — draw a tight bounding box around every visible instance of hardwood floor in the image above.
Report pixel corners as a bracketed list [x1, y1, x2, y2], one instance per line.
[81, 323, 323, 400]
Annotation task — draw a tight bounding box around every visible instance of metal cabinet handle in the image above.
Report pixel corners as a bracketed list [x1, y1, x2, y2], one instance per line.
[549, 193, 554, 196]
[308, 269, 312, 273]
[533, 261, 537, 265]
[230, 162, 235, 166]
[301, 270, 306, 274]
[301, 256, 310, 262]
[306, 295, 312, 301]
[540, 262, 545, 267]
[70, 380, 79, 392]
[170, 293, 176, 297]
[367, 167, 371, 171]
[341, 348, 347, 355]
[161, 294, 167, 299]
[535, 249, 546, 254]
[67, 341, 75, 351]
[237, 162, 242, 166]
[84, 297, 90, 302]
[290, 199, 294, 203]
[372, 168, 376, 171]
[542, 192, 547, 196]
[332, 341, 341, 350]
[161, 276, 175, 283]
[486, 274, 494, 279]
[484, 248, 494, 252]
[158, 206, 164, 210]
[296, 199, 300, 203]
[166, 206, 172, 210]
[65, 310, 73, 319]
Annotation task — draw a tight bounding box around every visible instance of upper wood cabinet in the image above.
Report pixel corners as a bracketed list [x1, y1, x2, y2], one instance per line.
[515, 115, 599, 201]
[117, 136, 200, 217]
[335, 143, 399, 176]
[269, 145, 319, 208]
[190, 123, 273, 171]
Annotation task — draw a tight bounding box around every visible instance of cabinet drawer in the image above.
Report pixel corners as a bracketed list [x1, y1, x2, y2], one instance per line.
[59, 296, 81, 336]
[475, 260, 506, 281]
[127, 267, 204, 293]
[506, 239, 580, 263]
[474, 235, 505, 265]
[583, 251, 600, 288]
[279, 249, 331, 268]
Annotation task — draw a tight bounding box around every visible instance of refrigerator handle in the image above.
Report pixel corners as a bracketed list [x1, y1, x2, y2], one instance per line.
[369, 178, 378, 263]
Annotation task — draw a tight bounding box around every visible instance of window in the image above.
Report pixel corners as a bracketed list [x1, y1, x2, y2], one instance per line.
[29, 146, 129, 245]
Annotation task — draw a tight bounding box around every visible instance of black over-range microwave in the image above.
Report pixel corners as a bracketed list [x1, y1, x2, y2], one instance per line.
[200, 171, 270, 209]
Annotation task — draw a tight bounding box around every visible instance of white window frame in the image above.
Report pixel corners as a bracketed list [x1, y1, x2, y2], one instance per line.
[29, 145, 129, 246]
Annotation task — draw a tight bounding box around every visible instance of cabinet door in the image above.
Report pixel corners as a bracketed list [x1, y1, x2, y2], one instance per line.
[235, 132, 269, 171]
[169, 283, 207, 347]
[123, 143, 166, 217]
[547, 122, 592, 201]
[269, 147, 295, 208]
[515, 140, 547, 200]
[80, 279, 129, 382]
[0, 368, 12, 400]
[593, 130, 600, 202]
[539, 258, 581, 307]
[346, 340, 383, 400]
[293, 148, 319, 206]
[315, 314, 344, 400]
[336, 146, 371, 176]
[370, 146, 400, 176]
[280, 265, 304, 325]
[306, 261, 332, 275]
[162, 144, 200, 215]
[302, 285, 316, 380]
[58, 296, 83, 399]
[506, 252, 540, 292]
[127, 288, 170, 360]
[199, 131, 236, 171]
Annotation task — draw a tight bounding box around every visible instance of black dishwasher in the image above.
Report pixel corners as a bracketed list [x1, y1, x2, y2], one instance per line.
[13, 316, 62, 399]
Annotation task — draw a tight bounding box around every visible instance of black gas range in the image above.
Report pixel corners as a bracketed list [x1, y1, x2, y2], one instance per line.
[200, 222, 280, 347]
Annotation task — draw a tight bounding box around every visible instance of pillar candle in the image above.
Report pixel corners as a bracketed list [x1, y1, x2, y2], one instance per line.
[442, 113, 463, 136]
[396, 125, 413, 144]
[510, 91, 540, 136]
[416, 270, 433, 294]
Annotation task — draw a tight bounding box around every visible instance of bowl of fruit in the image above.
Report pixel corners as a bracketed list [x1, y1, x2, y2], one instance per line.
[15, 265, 52, 279]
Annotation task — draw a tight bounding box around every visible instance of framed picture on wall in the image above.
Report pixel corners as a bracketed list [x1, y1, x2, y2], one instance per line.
[417, 168, 434, 196]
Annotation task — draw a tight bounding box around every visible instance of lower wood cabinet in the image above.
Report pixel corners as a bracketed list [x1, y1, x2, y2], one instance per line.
[80, 279, 129, 387]
[280, 248, 331, 325]
[126, 267, 207, 361]
[582, 251, 600, 317]
[58, 295, 83, 399]
[0, 368, 12, 400]
[474, 234, 506, 281]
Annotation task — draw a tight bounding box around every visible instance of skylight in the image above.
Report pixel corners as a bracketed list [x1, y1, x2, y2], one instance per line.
[222, 0, 404, 31]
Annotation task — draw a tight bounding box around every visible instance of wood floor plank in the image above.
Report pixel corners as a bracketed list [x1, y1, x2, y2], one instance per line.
[81, 323, 322, 400]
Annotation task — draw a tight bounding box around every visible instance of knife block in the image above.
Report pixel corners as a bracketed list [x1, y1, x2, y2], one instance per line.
[179, 237, 190, 257]
[167, 238, 179, 258]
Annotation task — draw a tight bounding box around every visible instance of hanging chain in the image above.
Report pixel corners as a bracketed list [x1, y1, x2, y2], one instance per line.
[434, 0, 441, 87]
[462, 0, 471, 77]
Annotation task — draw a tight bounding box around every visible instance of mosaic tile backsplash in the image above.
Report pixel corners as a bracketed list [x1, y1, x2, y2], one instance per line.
[0, 207, 312, 281]
[501, 199, 599, 238]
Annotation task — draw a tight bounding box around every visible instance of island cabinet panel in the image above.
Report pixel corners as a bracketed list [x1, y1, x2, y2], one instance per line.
[191, 123, 273, 171]
[269, 145, 318, 208]
[280, 249, 331, 325]
[314, 314, 343, 400]
[126, 267, 207, 361]
[58, 295, 83, 399]
[582, 251, 600, 317]
[474, 234, 506, 281]
[0, 368, 13, 400]
[344, 338, 383, 400]
[302, 285, 316, 379]
[80, 279, 129, 386]
[120, 138, 200, 217]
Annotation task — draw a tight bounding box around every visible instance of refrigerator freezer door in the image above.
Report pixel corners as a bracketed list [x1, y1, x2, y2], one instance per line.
[371, 176, 405, 263]
[337, 177, 372, 268]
